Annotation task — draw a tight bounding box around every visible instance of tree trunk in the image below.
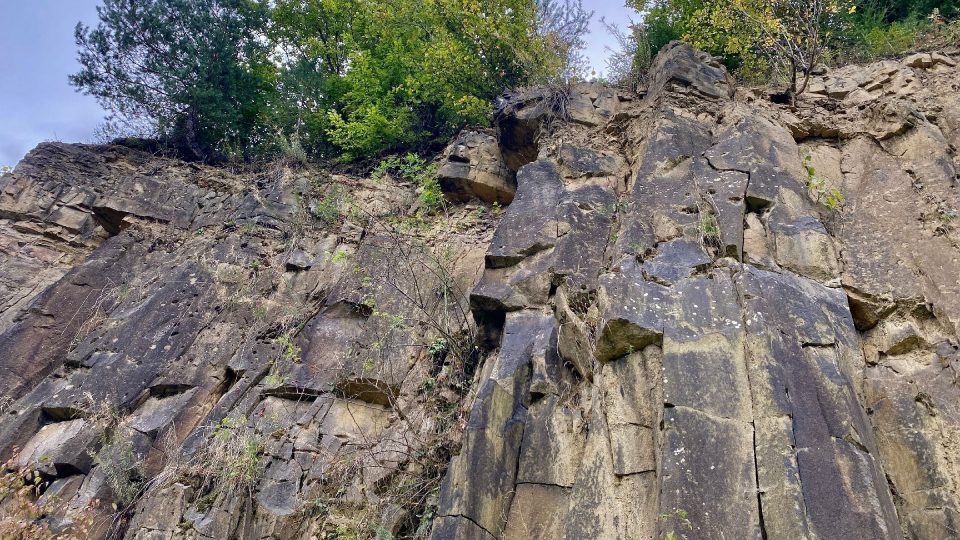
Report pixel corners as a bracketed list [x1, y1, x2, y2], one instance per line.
[789, 60, 799, 107]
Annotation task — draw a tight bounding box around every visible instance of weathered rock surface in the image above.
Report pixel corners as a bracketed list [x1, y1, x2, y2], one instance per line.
[3, 42, 960, 540]
[432, 42, 960, 540]
[437, 130, 515, 204]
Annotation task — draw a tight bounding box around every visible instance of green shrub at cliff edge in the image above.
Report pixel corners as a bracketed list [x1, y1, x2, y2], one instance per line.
[622, 0, 957, 86]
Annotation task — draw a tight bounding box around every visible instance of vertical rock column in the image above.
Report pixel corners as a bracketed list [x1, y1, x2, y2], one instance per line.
[434, 41, 905, 540]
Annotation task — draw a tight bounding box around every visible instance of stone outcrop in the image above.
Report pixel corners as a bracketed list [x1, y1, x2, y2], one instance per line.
[2, 42, 960, 540]
[437, 130, 514, 204]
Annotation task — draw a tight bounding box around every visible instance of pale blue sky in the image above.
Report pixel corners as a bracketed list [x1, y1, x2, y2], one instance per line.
[0, 1, 636, 166]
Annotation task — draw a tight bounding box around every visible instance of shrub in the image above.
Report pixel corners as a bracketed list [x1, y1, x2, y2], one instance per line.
[192, 416, 268, 494]
[803, 155, 845, 211]
[374, 153, 444, 213]
[311, 185, 352, 228]
[862, 21, 918, 56]
[89, 428, 144, 509]
[602, 18, 653, 90]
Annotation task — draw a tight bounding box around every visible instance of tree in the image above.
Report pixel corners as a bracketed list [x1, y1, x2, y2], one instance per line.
[268, 0, 356, 158]
[70, 0, 275, 161]
[536, 0, 594, 81]
[72, 0, 591, 162]
[689, 0, 855, 101]
[629, 0, 855, 100]
[628, 0, 704, 55]
[272, 0, 589, 160]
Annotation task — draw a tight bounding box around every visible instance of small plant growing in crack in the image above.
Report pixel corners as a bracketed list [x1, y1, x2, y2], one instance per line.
[660, 507, 693, 540]
[277, 333, 302, 364]
[202, 415, 269, 493]
[330, 248, 349, 264]
[264, 360, 286, 386]
[428, 336, 448, 359]
[803, 155, 844, 211]
[698, 214, 721, 249]
[938, 203, 957, 224]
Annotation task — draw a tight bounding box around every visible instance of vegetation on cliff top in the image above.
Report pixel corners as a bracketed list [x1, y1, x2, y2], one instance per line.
[71, 0, 590, 163]
[70, 0, 954, 163]
[612, 0, 958, 90]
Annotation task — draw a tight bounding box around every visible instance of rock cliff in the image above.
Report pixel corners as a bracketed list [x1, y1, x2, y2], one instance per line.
[2, 42, 960, 539]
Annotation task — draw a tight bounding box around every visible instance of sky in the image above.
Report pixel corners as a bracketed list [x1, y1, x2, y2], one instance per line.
[0, 1, 637, 166]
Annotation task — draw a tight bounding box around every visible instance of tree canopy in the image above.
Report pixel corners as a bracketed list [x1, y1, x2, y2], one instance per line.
[613, 0, 957, 93]
[71, 0, 275, 161]
[72, 0, 591, 162]
[72, 0, 955, 162]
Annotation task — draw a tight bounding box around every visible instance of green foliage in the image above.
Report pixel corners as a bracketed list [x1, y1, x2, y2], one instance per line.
[629, 0, 703, 54]
[624, 0, 952, 91]
[660, 508, 693, 540]
[207, 415, 267, 489]
[419, 172, 444, 214]
[264, 361, 287, 386]
[333, 526, 358, 539]
[71, 0, 275, 161]
[277, 333, 302, 364]
[73, 0, 590, 162]
[864, 0, 960, 21]
[428, 337, 449, 359]
[418, 376, 438, 394]
[699, 214, 720, 239]
[325, 106, 415, 162]
[1, 453, 95, 538]
[311, 185, 351, 227]
[375, 153, 444, 212]
[937, 203, 957, 223]
[861, 21, 918, 56]
[625, 0, 824, 83]
[415, 509, 435, 536]
[371, 524, 394, 540]
[289, 0, 556, 160]
[804, 155, 845, 211]
[89, 427, 144, 508]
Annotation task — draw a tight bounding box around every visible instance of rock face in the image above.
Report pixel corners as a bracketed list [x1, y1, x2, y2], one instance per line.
[2, 42, 960, 540]
[437, 130, 515, 204]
